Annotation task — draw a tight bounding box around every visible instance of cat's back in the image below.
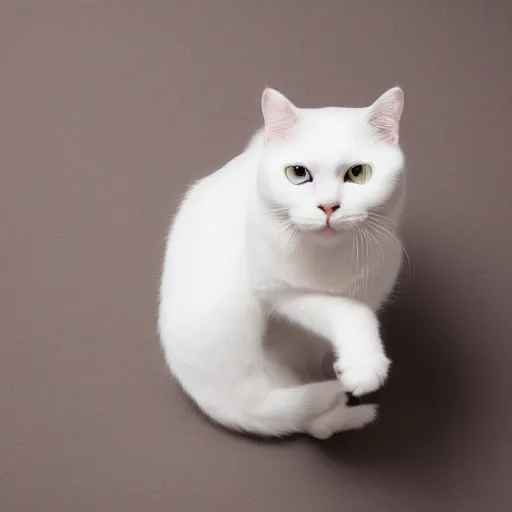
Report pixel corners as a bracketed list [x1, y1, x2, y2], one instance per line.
[172, 149, 254, 237]
[168, 131, 261, 242]
[159, 141, 262, 351]
[161, 142, 258, 299]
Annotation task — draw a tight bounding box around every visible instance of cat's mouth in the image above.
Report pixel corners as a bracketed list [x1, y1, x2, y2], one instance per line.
[316, 214, 368, 234]
[284, 209, 368, 235]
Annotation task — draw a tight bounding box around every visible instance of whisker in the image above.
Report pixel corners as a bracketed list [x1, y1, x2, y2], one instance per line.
[278, 223, 298, 251]
[366, 218, 411, 285]
[362, 226, 375, 291]
[368, 212, 398, 226]
[369, 220, 409, 270]
[355, 225, 366, 297]
[365, 224, 386, 262]
[349, 226, 356, 274]
[357, 226, 366, 294]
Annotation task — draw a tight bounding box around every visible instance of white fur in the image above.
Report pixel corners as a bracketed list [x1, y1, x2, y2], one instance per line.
[158, 88, 405, 439]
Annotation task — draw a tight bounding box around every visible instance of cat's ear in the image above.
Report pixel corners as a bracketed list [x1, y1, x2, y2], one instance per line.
[367, 87, 404, 144]
[261, 88, 299, 144]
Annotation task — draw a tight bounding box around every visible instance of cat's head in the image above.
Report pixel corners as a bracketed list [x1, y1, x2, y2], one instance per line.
[257, 87, 405, 240]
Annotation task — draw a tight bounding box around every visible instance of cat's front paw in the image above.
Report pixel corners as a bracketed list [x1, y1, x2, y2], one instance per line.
[334, 354, 391, 396]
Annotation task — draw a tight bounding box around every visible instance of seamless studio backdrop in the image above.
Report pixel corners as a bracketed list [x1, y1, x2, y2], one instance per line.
[2, 2, 511, 512]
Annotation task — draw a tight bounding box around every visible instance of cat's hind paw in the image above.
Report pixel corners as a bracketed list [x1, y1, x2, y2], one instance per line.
[306, 403, 378, 440]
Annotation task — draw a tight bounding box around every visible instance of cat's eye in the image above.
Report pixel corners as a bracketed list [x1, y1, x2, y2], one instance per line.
[344, 164, 372, 184]
[284, 165, 312, 185]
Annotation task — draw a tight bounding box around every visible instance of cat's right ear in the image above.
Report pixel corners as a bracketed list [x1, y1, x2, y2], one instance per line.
[367, 87, 404, 144]
[261, 88, 299, 145]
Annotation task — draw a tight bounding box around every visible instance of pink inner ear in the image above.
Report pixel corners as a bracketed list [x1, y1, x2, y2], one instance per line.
[368, 88, 404, 144]
[261, 89, 298, 144]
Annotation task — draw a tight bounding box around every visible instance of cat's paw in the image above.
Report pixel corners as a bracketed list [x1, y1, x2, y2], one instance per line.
[307, 403, 378, 439]
[334, 354, 390, 396]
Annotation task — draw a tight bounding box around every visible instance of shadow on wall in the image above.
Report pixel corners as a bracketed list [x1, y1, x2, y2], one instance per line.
[312, 256, 472, 489]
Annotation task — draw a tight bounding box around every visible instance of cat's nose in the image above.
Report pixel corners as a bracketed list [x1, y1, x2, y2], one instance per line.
[318, 203, 340, 220]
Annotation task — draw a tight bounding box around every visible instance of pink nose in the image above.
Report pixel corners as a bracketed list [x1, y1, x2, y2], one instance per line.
[318, 204, 340, 221]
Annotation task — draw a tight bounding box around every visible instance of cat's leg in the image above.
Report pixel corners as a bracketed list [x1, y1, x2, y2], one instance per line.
[276, 294, 390, 396]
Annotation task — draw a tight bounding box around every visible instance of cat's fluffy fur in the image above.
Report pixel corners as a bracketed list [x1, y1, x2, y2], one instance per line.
[158, 87, 405, 439]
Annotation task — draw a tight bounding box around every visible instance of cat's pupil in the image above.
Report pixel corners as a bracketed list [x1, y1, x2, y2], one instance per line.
[295, 166, 306, 177]
[351, 166, 362, 176]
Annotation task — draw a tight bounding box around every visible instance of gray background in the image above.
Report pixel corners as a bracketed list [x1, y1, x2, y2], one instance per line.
[2, 2, 511, 511]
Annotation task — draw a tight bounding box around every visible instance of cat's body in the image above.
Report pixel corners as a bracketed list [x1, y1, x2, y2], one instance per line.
[159, 88, 405, 439]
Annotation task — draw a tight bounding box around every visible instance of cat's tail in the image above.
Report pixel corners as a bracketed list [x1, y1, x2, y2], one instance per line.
[190, 379, 377, 439]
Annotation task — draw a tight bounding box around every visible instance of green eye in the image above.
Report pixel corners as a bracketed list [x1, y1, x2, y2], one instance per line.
[344, 164, 372, 184]
[285, 165, 312, 185]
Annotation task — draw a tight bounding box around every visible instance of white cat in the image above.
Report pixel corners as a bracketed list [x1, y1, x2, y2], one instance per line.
[158, 87, 405, 439]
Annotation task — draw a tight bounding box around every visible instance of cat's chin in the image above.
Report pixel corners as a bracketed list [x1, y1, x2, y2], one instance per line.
[304, 225, 350, 245]
[317, 226, 338, 236]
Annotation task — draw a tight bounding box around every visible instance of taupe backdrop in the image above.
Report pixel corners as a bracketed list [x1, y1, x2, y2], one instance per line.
[2, 2, 511, 511]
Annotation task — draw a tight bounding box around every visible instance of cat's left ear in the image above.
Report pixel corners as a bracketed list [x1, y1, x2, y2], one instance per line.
[367, 87, 404, 144]
[261, 88, 299, 145]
